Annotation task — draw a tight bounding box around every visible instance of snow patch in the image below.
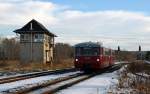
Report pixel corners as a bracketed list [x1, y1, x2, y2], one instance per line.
[57, 71, 119, 94]
[0, 71, 80, 92]
[144, 60, 150, 64]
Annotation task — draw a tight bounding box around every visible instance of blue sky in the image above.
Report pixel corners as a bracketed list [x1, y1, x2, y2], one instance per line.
[0, 0, 150, 50]
[49, 0, 150, 12]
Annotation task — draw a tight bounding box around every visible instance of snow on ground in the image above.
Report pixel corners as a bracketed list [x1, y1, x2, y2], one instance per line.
[0, 70, 61, 79]
[0, 71, 80, 92]
[136, 73, 150, 78]
[0, 70, 45, 79]
[114, 61, 129, 64]
[144, 60, 150, 64]
[57, 71, 119, 94]
[0, 72, 26, 78]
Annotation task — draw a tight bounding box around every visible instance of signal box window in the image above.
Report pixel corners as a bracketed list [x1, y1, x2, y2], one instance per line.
[35, 34, 38, 39]
[20, 34, 24, 39]
[35, 34, 43, 39]
[34, 34, 43, 42]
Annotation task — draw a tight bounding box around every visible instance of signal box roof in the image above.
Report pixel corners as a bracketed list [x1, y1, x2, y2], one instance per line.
[75, 42, 102, 48]
[13, 19, 57, 37]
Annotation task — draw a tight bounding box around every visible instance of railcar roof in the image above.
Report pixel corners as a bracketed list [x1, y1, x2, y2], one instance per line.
[75, 42, 101, 47]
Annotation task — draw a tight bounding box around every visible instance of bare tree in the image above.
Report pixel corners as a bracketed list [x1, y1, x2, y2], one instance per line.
[1, 38, 20, 60]
[54, 43, 74, 63]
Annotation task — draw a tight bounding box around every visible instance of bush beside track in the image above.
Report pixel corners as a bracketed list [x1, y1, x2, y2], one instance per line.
[116, 60, 150, 94]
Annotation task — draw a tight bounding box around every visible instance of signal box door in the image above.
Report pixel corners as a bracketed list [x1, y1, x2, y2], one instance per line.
[46, 50, 50, 63]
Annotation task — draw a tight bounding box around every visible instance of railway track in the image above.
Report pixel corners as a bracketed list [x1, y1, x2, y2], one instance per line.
[2, 64, 124, 94]
[31, 73, 94, 94]
[0, 68, 76, 84]
[2, 72, 90, 94]
[1, 63, 124, 94]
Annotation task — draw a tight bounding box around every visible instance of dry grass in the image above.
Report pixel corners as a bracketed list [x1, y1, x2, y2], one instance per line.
[0, 59, 74, 73]
[53, 59, 74, 69]
[117, 61, 150, 94]
[126, 60, 150, 74]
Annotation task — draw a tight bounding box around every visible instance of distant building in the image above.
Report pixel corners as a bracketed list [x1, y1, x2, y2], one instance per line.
[13, 19, 57, 63]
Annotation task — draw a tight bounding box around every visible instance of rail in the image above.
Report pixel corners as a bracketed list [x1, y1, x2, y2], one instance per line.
[1, 63, 125, 94]
[0, 68, 76, 84]
[3, 73, 86, 94]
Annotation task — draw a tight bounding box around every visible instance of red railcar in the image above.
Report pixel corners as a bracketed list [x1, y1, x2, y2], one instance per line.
[74, 42, 115, 71]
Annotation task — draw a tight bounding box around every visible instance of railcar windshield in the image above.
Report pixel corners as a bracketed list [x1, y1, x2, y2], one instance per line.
[75, 47, 100, 56]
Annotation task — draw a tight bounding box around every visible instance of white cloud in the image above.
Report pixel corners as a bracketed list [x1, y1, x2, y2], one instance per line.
[0, 0, 150, 50]
[0, 0, 61, 25]
[52, 10, 150, 50]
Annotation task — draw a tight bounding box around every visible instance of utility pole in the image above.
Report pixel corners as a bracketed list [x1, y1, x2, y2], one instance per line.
[118, 46, 120, 61]
[139, 45, 142, 60]
[30, 22, 33, 62]
[118, 46, 120, 52]
[139, 45, 141, 52]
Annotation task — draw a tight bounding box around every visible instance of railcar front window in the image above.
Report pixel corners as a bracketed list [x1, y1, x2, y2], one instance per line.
[75, 47, 100, 56]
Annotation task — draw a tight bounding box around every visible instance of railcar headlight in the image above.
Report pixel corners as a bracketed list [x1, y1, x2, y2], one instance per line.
[75, 59, 78, 61]
[97, 59, 100, 62]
